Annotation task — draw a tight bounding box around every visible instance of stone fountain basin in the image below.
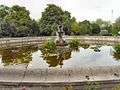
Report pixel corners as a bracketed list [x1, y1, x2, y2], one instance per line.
[0, 65, 120, 83]
[0, 46, 120, 83]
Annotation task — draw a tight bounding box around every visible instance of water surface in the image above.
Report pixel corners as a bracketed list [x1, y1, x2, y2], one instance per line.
[0, 45, 120, 69]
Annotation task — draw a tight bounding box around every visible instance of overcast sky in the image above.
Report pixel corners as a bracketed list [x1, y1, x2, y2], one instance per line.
[0, 0, 120, 22]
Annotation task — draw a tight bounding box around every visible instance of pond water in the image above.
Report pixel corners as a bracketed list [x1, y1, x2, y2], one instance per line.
[0, 45, 120, 69]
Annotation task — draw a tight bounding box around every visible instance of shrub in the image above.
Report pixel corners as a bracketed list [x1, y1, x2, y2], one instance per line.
[68, 39, 80, 51]
[114, 44, 120, 54]
[41, 39, 56, 53]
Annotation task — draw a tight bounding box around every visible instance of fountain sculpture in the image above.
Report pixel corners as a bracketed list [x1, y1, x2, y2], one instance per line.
[56, 25, 67, 46]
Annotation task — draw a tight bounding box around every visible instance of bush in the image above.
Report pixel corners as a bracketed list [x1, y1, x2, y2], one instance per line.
[68, 39, 80, 51]
[41, 40, 56, 53]
[114, 44, 120, 54]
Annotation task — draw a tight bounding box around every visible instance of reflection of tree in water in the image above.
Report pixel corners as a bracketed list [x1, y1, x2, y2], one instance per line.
[90, 45, 101, 52]
[0, 45, 38, 65]
[41, 47, 72, 68]
[80, 43, 90, 49]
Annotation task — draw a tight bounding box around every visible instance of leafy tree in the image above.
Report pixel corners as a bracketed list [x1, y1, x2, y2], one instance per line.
[95, 19, 105, 26]
[39, 4, 64, 36]
[0, 18, 11, 37]
[0, 5, 10, 19]
[79, 20, 92, 35]
[39, 4, 71, 36]
[5, 5, 32, 37]
[62, 11, 71, 35]
[71, 20, 80, 35]
[95, 19, 112, 34]
[30, 20, 40, 36]
[71, 17, 76, 22]
[0, 18, 18, 37]
[112, 17, 120, 35]
[91, 23, 100, 35]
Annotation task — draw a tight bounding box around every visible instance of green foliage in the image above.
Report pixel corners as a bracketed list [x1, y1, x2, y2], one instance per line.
[0, 4, 118, 37]
[71, 20, 80, 35]
[69, 39, 80, 51]
[114, 44, 120, 54]
[0, 5, 40, 37]
[0, 18, 15, 37]
[41, 47, 72, 67]
[113, 44, 120, 60]
[112, 17, 120, 35]
[62, 11, 71, 35]
[5, 5, 31, 25]
[95, 19, 112, 35]
[5, 5, 32, 37]
[79, 20, 92, 35]
[0, 5, 10, 19]
[71, 19, 101, 36]
[41, 40, 56, 53]
[91, 23, 101, 35]
[0, 45, 37, 65]
[39, 4, 64, 36]
[39, 4, 71, 36]
[30, 20, 40, 36]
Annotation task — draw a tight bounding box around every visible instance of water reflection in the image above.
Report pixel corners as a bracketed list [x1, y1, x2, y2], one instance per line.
[0, 45, 38, 66]
[90, 45, 101, 52]
[0, 45, 120, 68]
[41, 47, 72, 68]
[80, 43, 90, 49]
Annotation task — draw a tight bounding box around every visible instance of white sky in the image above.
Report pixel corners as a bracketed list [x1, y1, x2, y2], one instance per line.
[0, 0, 120, 22]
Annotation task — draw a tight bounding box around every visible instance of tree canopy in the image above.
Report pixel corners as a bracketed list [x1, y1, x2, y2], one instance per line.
[0, 5, 10, 19]
[0, 5, 39, 37]
[0, 4, 119, 37]
[38, 4, 71, 36]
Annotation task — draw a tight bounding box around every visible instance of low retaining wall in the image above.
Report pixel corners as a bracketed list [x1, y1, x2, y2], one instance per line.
[0, 66, 120, 90]
[0, 80, 120, 90]
[0, 36, 120, 47]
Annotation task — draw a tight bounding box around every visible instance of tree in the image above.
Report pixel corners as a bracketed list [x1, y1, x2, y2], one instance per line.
[112, 17, 120, 35]
[91, 23, 100, 35]
[5, 5, 32, 37]
[79, 20, 92, 35]
[95, 19, 112, 34]
[30, 20, 40, 36]
[62, 11, 71, 35]
[0, 18, 17, 37]
[39, 4, 71, 36]
[0, 5, 10, 19]
[71, 20, 80, 35]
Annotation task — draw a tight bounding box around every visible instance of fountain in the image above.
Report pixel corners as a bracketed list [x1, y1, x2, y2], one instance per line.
[40, 24, 71, 68]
